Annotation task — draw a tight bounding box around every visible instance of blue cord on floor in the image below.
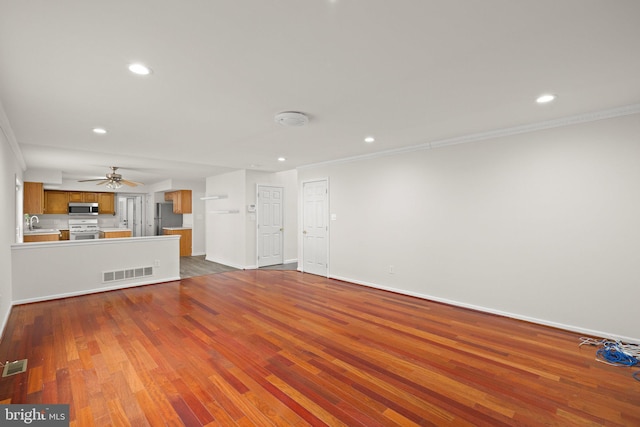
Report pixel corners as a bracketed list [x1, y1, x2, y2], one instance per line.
[596, 342, 638, 367]
[634, 371, 640, 382]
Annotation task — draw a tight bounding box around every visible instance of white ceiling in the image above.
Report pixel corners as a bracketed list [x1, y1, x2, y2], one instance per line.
[1, 1, 639, 186]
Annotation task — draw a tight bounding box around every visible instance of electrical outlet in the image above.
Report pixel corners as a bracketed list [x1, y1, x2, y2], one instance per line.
[388, 265, 395, 274]
[154, 259, 160, 267]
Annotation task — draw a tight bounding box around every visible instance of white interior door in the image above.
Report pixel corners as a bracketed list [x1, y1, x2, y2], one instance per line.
[257, 186, 284, 267]
[302, 179, 328, 276]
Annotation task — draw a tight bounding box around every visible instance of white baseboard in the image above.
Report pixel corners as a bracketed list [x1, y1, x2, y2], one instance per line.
[204, 256, 245, 270]
[12, 277, 181, 306]
[329, 274, 640, 345]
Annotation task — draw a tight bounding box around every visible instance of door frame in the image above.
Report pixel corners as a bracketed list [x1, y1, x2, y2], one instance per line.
[300, 177, 330, 277]
[117, 193, 146, 237]
[15, 175, 23, 243]
[255, 184, 285, 268]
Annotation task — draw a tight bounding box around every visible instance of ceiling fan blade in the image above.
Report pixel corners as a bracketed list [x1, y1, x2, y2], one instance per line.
[78, 167, 143, 187]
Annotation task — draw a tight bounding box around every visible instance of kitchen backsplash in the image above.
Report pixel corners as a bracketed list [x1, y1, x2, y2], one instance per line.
[28, 214, 120, 230]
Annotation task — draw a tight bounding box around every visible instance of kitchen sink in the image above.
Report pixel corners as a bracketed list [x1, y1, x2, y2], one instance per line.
[24, 228, 59, 234]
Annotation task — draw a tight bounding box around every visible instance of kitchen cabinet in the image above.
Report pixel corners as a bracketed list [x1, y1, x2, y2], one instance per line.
[60, 230, 70, 240]
[164, 190, 192, 214]
[98, 192, 115, 214]
[99, 229, 132, 238]
[24, 182, 44, 214]
[69, 192, 99, 203]
[44, 191, 69, 214]
[43, 190, 114, 215]
[24, 233, 60, 243]
[163, 228, 192, 256]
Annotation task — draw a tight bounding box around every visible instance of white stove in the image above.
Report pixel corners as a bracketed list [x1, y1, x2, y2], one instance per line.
[68, 218, 100, 240]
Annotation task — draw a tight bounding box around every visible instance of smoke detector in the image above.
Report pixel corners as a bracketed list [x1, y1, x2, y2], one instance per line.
[275, 111, 309, 127]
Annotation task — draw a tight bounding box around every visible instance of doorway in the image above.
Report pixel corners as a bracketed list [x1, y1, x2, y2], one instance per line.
[257, 185, 284, 267]
[117, 194, 144, 236]
[301, 179, 328, 276]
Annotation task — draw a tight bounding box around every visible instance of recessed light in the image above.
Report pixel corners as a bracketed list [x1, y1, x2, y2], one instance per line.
[128, 63, 152, 75]
[364, 136, 375, 143]
[277, 157, 286, 162]
[92, 128, 107, 134]
[536, 94, 556, 104]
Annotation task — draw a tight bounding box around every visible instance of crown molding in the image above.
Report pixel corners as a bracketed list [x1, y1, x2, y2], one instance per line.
[298, 103, 640, 170]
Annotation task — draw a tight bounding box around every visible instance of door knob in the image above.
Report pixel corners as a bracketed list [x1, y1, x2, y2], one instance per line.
[303, 230, 307, 234]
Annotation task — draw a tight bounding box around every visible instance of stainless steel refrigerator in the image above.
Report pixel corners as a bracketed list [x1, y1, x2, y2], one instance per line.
[155, 203, 183, 235]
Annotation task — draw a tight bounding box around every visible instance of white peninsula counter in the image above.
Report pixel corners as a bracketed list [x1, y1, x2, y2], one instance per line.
[11, 235, 181, 304]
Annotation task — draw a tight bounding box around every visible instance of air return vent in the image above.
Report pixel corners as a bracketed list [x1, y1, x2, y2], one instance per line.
[2, 359, 28, 377]
[103, 266, 153, 283]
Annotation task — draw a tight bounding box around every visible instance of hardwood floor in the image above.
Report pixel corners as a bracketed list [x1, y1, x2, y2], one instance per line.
[0, 270, 638, 426]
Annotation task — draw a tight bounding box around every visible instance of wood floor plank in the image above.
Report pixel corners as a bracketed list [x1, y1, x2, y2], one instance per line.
[1, 270, 639, 426]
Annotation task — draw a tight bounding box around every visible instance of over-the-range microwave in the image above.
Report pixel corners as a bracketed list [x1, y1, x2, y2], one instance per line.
[68, 202, 99, 215]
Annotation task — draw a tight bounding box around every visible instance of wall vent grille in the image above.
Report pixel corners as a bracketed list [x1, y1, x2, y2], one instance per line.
[103, 266, 153, 283]
[2, 359, 28, 377]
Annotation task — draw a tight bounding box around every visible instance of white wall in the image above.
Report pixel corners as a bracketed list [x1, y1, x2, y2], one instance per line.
[0, 105, 24, 334]
[298, 113, 640, 342]
[205, 170, 247, 268]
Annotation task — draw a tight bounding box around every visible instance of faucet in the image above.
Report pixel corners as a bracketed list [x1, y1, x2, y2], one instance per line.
[29, 215, 39, 230]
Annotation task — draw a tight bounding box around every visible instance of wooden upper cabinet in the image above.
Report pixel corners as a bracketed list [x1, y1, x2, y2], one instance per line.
[43, 190, 114, 214]
[68, 192, 83, 202]
[179, 190, 192, 214]
[24, 182, 44, 214]
[84, 192, 99, 203]
[44, 191, 69, 214]
[69, 191, 99, 203]
[164, 190, 192, 214]
[98, 193, 115, 214]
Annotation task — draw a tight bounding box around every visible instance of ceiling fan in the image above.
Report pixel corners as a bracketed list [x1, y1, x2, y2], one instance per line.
[78, 166, 144, 189]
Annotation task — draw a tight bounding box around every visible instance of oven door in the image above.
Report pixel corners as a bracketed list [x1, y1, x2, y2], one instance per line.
[70, 232, 99, 240]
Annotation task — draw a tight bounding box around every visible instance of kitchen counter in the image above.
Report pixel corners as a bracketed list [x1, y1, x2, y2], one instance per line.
[100, 229, 132, 238]
[24, 228, 60, 235]
[24, 228, 61, 242]
[162, 228, 192, 256]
